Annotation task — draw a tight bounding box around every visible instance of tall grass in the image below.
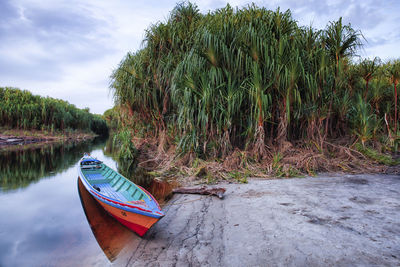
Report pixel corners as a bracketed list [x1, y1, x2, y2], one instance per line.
[110, 2, 400, 158]
[0, 87, 108, 135]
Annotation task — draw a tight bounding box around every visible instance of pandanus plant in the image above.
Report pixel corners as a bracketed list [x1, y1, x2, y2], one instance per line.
[0, 87, 107, 134]
[351, 94, 378, 146]
[109, 2, 400, 158]
[323, 17, 363, 137]
[386, 60, 400, 133]
[358, 57, 381, 100]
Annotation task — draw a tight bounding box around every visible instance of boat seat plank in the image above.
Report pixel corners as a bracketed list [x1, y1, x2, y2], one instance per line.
[113, 179, 124, 190]
[85, 173, 104, 181]
[112, 177, 122, 187]
[96, 183, 127, 201]
[102, 168, 112, 177]
[90, 179, 109, 185]
[116, 180, 127, 191]
[132, 190, 145, 200]
[109, 173, 118, 180]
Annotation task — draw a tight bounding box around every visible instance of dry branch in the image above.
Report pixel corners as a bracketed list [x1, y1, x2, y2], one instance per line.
[172, 186, 226, 199]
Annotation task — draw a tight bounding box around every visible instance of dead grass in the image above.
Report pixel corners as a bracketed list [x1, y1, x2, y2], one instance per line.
[129, 136, 399, 185]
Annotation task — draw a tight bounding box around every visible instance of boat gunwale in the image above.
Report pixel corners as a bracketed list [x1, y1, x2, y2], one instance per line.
[136, 184, 162, 210]
[77, 160, 164, 218]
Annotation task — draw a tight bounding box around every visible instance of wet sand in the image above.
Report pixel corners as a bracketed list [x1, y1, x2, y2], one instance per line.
[111, 174, 400, 266]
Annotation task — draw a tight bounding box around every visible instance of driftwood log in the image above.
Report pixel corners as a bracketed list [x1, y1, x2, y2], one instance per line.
[172, 186, 226, 199]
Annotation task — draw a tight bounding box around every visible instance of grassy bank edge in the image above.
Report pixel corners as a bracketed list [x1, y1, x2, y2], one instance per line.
[121, 136, 400, 187]
[0, 128, 97, 151]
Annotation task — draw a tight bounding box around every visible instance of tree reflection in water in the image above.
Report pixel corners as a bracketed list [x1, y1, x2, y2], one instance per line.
[77, 137, 178, 262]
[0, 137, 106, 191]
[103, 137, 177, 205]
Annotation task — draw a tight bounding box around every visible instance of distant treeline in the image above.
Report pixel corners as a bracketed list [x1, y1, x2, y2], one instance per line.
[110, 2, 399, 157]
[0, 87, 108, 135]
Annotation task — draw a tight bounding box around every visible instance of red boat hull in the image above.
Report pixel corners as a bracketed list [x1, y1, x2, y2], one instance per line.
[95, 198, 159, 236]
[111, 214, 149, 236]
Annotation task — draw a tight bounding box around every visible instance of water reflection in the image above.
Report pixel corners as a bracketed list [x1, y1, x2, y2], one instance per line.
[0, 136, 177, 266]
[103, 139, 152, 186]
[102, 138, 176, 204]
[76, 140, 176, 262]
[77, 178, 140, 262]
[0, 137, 106, 191]
[0, 148, 111, 267]
[77, 176, 175, 263]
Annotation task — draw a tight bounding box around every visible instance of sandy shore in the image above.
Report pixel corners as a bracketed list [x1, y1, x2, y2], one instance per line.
[111, 174, 400, 266]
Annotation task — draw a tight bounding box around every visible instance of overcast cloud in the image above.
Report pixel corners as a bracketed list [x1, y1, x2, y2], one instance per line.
[0, 0, 399, 114]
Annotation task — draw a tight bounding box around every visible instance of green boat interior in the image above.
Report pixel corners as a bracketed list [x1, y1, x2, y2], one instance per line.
[81, 164, 146, 202]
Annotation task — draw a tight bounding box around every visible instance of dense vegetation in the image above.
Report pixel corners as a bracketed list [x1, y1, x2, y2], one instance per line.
[110, 3, 399, 164]
[0, 87, 108, 135]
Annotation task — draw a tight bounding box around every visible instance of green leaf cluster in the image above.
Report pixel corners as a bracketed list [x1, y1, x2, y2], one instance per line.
[0, 87, 108, 135]
[110, 2, 400, 158]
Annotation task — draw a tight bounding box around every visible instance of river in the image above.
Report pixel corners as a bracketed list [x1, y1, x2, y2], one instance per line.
[2, 139, 398, 266]
[0, 137, 172, 266]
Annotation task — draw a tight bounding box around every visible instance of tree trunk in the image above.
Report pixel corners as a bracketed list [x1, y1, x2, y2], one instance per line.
[221, 128, 231, 157]
[324, 98, 333, 141]
[325, 61, 338, 141]
[276, 99, 288, 148]
[364, 79, 370, 101]
[307, 116, 316, 140]
[395, 81, 398, 132]
[253, 97, 266, 160]
[375, 102, 380, 115]
[252, 124, 266, 160]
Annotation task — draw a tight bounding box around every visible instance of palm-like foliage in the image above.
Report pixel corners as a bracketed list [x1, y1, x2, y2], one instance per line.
[323, 17, 363, 66]
[386, 60, 400, 132]
[351, 94, 378, 145]
[0, 87, 108, 135]
[109, 2, 399, 158]
[323, 17, 363, 137]
[358, 57, 381, 100]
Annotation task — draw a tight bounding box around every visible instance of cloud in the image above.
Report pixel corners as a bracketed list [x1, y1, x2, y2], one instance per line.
[0, 0, 117, 79]
[24, 5, 98, 35]
[197, 0, 400, 60]
[0, 0, 19, 24]
[0, 0, 119, 113]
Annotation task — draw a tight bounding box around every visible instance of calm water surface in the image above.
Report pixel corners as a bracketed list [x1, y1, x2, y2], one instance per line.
[0, 138, 173, 266]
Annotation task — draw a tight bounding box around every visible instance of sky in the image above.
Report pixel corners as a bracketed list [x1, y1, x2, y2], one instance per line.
[1, 0, 399, 115]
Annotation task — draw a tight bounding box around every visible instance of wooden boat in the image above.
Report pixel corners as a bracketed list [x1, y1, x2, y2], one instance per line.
[78, 154, 164, 236]
[77, 179, 139, 261]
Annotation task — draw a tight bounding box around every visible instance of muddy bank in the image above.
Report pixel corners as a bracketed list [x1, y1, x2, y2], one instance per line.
[111, 174, 400, 266]
[0, 131, 96, 149]
[0, 136, 52, 146]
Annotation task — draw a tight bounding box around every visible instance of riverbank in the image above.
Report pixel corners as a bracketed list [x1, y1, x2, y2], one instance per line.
[127, 137, 400, 188]
[112, 174, 400, 266]
[0, 128, 97, 150]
